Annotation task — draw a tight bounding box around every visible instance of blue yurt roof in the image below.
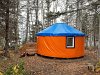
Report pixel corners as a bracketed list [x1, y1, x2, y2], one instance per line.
[37, 23, 85, 36]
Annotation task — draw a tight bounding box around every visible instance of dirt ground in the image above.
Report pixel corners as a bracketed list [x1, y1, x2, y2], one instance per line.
[0, 49, 100, 75]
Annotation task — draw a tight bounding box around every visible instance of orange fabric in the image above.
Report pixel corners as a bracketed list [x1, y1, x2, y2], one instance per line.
[37, 36, 85, 58]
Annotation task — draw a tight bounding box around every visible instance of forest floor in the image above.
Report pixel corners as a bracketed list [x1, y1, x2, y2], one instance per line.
[0, 47, 100, 75]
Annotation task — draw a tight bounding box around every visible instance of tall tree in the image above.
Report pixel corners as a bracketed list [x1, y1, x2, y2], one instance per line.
[93, 4, 98, 47]
[25, 0, 30, 43]
[14, 0, 19, 52]
[76, 0, 82, 31]
[4, 0, 10, 56]
[98, 14, 100, 59]
[46, 0, 50, 26]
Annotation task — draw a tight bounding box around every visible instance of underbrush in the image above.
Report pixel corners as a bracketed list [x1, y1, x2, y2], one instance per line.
[0, 61, 27, 75]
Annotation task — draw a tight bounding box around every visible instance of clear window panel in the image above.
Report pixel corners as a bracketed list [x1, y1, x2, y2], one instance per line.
[67, 37, 74, 48]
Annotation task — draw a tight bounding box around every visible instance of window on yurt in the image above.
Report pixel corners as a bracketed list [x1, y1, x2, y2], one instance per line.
[66, 37, 74, 48]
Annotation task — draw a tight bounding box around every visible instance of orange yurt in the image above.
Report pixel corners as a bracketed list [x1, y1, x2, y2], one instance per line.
[36, 23, 86, 58]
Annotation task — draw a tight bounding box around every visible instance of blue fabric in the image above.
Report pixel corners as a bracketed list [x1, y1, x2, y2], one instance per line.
[37, 23, 86, 36]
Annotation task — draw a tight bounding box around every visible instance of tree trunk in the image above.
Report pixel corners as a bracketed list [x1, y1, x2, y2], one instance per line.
[35, 0, 39, 42]
[76, 0, 82, 31]
[97, 14, 100, 60]
[41, 0, 45, 28]
[46, 0, 50, 26]
[93, 5, 97, 48]
[4, 0, 10, 57]
[25, 0, 30, 43]
[14, 0, 19, 53]
[36, 0, 38, 26]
